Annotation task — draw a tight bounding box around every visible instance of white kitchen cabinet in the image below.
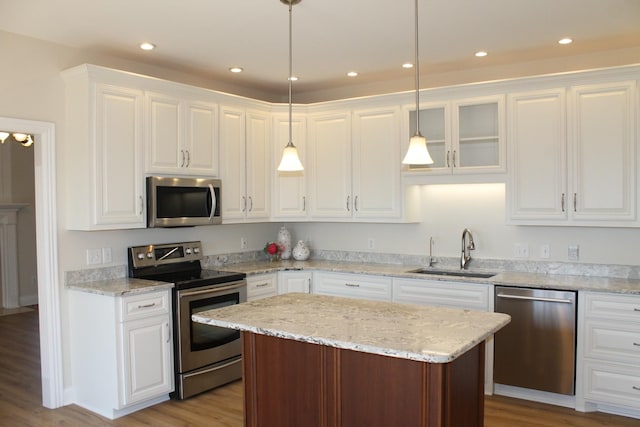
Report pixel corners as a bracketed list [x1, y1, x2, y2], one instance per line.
[62, 65, 146, 230]
[145, 91, 219, 177]
[69, 288, 174, 419]
[577, 292, 640, 415]
[219, 105, 271, 222]
[278, 270, 312, 294]
[392, 277, 494, 394]
[508, 81, 637, 226]
[404, 96, 505, 176]
[313, 271, 392, 301]
[271, 113, 308, 220]
[247, 273, 278, 301]
[308, 106, 414, 221]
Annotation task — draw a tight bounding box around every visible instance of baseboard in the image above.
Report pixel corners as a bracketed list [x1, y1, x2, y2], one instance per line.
[494, 383, 576, 409]
[19, 293, 38, 306]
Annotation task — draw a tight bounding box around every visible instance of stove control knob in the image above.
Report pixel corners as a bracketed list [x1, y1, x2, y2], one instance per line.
[146, 253, 154, 259]
[185, 248, 192, 255]
[136, 253, 144, 260]
[193, 247, 200, 254]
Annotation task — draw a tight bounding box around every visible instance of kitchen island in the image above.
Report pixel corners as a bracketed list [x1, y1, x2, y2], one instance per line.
[193, 293, 510, 427]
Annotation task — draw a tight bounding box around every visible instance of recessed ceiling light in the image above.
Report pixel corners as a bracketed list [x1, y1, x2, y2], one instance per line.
[402, 62, 414, 69]
[139, 42, 156, 51]
[558, 38, 573, 45]
[229, 67, 244, 73]
[347, 71, 358, 77]
[475, 51, 488, 57]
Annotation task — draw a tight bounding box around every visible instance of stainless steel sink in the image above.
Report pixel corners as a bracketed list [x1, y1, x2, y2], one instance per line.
[406, 268, 496, 279]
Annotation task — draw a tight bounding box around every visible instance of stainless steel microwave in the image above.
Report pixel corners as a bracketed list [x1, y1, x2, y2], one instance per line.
[146, 176, 222, 227]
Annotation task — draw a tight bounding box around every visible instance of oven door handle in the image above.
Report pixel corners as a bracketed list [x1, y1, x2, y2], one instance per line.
[179, 282, 245, 297]
[182, 357, 242, 379]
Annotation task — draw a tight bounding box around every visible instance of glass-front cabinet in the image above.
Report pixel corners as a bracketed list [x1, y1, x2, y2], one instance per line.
[405, 95, 505, 176]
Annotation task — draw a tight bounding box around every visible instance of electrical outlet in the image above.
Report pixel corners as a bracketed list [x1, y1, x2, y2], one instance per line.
[540, 244, 550, 259]
[568, 245, 579, 261]
[102, 247, 112, 264]
[86, 248, 102, 265]
[513, 243, 529, 258]
[240, 237, 248, 249]
[368, 238, 375, 250]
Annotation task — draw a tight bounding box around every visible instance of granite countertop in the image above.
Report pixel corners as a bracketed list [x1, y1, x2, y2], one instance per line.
[193, 292, 510, 364]
[66, 277, 174, 296]
[219, 260, 640, 294]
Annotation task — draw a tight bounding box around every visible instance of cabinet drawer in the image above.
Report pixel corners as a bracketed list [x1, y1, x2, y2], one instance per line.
[584, 360, 640, 409]
[247, 274, 278, 301]
[119, 291, 170, 322]
[392, 278, 490, 311]
[584, 292, 640, 322]
[313, 272, 391, 301]
[584, 319, 640, 364]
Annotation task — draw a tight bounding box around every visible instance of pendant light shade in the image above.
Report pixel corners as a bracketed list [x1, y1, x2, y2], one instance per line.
[402, 0, 433, 165]
[277, 0, 304, 172]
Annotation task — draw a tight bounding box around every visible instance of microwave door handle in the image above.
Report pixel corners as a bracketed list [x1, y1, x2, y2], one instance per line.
[209, 184, 216, 221]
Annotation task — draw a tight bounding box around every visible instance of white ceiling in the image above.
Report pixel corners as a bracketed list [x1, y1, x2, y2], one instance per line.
[1, 0, 639, 101]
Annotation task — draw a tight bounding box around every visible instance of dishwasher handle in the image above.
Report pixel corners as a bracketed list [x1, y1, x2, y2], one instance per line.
[496, 293, 574, 304]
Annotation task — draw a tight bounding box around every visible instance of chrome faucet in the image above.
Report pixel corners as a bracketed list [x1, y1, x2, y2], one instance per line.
[460, 228, 475, 270]
[428, 236, 437, 267]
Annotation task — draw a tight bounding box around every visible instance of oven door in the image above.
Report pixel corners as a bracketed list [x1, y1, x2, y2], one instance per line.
[176, 280, 247, 373]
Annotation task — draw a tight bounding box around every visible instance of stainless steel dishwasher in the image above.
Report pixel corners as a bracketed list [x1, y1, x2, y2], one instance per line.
[494, 286, 577, 395]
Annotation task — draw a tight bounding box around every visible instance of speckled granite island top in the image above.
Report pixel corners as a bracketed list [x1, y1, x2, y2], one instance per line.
[193, 292, 510, 363]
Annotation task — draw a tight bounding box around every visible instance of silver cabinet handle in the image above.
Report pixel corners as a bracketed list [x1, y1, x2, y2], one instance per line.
[573, 193, 577, 212]
[561, 193, 565, 212]
[633, 342, 640, 346]
[302, 196, 306, 211]
[496, 294, 573, 304]
[166, 321, 171, 343]
[345, 283, 360, 288]
[137, 302, 156, 309]
[255, 282, 270, 288]
[354, 196, 359, 212]
[248, 196, 253, 212]
[633, 386, 640, 391]
[635, 308, 640, 312]
[446, 151, 450, 167]
[186, 150, 190, 167]
[453, 150, 457, 167]
[346, 195, 350, 211]
[180, 149, 185, 167]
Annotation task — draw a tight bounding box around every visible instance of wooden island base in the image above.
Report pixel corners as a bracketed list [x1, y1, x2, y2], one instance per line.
[242, 332, 485, 427]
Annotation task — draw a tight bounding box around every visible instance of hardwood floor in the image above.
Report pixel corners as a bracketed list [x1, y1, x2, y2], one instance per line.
[1, 308, 637, 426]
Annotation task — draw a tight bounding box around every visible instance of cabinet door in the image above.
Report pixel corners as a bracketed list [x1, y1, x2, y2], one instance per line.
[146, 92, 182, 173]
[95, 84, 145, 227]
[352, 107, 402, 219]
[245, 110, 270, 220]
[507, 89, 567, 222]
[121, 316, 173, 406]
[272, 114, 308, 219]
[278, 271, 312, 294]
[219, 106, 247, 221]
[247, 273, 278, 301]
[184, 100, 219, 176]
[453, 96, 505, 174]
[405, 102, 451, 174]
[308, 112, 352, 219]
[570, 81, 636, 223]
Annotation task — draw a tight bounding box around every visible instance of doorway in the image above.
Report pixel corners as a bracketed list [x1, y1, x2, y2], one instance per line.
[0, 117, 62, 409]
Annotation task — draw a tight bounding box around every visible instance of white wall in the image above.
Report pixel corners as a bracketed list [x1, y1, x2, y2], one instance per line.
[287, 184, 640, 266]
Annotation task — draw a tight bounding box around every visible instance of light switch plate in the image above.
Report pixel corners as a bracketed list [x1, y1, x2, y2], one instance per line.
[568, 245, 579, 261]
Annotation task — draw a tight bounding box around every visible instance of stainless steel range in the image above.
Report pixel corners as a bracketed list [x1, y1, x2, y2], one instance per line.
[128, 241, 246, 400]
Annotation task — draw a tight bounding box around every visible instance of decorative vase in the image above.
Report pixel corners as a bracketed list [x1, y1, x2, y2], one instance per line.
[278, 226, 292, 260]
[292, 240, 310, 261]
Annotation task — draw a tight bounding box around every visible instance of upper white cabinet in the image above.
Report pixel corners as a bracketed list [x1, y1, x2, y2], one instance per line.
[405, 95, 506, 176]
[271, 112, 308, 220]
[63, 65, 146, 230]
[508, 81, 637, 226]
[219, 105, 271, 222]
[145, 91, 219, 177]
[308, 106, 414, 221]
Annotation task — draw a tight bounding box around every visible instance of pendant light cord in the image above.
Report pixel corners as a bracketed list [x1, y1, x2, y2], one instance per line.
[288, 1, 293, 146]
[414, 0, 421, 137]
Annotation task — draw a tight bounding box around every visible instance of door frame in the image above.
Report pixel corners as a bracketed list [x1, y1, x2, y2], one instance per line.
[0, 117, 62, 408]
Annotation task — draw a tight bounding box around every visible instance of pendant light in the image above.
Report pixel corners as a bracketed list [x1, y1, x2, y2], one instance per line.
[277, 0, 304, 172]
[402, 0, 433, 165]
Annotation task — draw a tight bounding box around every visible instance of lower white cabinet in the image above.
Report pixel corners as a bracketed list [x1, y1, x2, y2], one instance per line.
[313, 271, 392, 301]
[577, 292, 640, 415]
[69, 288, 174, 419]
[392, 277, 494, 394]
[246, 273, 278, 301]
[278, 271, 312, 294]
